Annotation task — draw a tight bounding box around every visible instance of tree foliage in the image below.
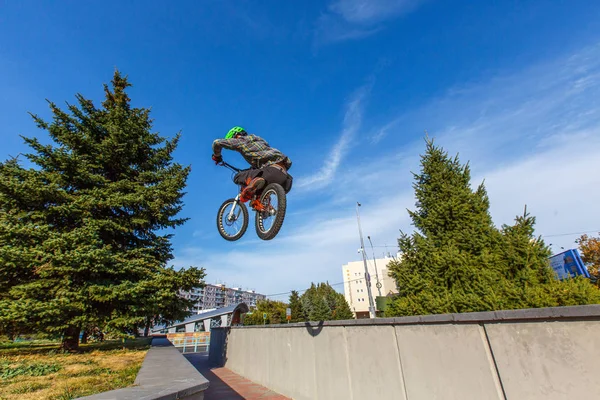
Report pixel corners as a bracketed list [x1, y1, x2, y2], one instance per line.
[0, 71, 205, 349]
[577, 233, 600, 285]
[310, 295, 332, 321]
[242, 283, 354, 325]
[244, 299, 288, 325]
[288, 290, 305, 322]
[386, 138, 600, 316]
[300, 283, 354, 321]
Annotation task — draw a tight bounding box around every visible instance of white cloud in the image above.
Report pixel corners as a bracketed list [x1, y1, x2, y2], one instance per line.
[295, 83, 371, 190]
[315, 0, 426, 44]
[330, 0, 421, 23]
[481, 131, 600, 249]
[176, 43, 600, 296]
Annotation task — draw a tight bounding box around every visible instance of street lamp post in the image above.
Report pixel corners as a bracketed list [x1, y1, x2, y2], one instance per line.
[356, 202, 376, 318]
[367, 236, 382, 297]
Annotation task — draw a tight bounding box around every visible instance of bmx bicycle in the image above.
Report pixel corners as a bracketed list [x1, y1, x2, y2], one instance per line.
[216, 161, 287, 241]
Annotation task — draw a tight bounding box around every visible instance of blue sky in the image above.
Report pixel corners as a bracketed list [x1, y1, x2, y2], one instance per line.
[2, 0, 600, 297]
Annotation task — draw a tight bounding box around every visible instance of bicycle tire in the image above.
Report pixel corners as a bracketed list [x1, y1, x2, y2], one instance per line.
[255, 183, 287, 240]
[217, 198, 249, 241]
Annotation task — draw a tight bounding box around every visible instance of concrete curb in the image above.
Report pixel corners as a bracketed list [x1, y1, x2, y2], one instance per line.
[76, 336, 209, 400]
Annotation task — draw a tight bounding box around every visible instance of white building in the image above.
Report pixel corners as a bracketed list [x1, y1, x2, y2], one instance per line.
[342, 254, 400, 318]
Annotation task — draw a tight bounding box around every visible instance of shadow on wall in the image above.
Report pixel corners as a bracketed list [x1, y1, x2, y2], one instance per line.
[208, 327, 230, 368]
[304, 321, 324, 337]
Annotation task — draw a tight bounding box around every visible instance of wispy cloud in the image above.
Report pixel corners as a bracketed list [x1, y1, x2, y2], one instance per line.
[295, 83, 372, 190]
[315, 0, 425, 44]
[330, 0, 421, 23]
[177, 43, 600, 296]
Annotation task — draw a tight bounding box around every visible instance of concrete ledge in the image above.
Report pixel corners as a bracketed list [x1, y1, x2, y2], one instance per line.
[233, 304, 600, 329]
[76, 336, 209, 400]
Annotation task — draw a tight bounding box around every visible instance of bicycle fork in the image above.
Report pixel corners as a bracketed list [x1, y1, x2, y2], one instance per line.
[227, 194, 241, 221]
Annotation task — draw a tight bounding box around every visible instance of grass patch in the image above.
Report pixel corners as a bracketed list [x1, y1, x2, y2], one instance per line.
[0, 338, 151, 400]
[1, 362, 62, 379]
[9, 382, 51, 394]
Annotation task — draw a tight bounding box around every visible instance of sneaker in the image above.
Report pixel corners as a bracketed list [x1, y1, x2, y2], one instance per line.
[241, 177, 266, 200]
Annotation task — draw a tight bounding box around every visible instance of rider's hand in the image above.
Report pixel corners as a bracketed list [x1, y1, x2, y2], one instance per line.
[212, 154, 223, 164]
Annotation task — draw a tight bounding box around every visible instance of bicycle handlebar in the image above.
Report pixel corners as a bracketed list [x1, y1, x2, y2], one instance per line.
[218, 161, 241, 173]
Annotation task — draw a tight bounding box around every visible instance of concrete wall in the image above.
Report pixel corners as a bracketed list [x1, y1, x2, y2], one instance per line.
[211, 305, 600, 400]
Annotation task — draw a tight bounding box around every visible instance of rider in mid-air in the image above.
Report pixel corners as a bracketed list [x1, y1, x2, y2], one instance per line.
[212, 126, 293, 201]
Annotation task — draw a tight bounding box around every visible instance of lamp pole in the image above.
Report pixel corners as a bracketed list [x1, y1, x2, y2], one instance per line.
[367, 236, 382, 297]
[356, 202, 376, 318]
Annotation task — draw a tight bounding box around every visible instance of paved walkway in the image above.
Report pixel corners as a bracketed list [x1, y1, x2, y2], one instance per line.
[185, 353, 291, 400]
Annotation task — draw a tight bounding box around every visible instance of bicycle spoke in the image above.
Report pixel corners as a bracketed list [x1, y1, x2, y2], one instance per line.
[221, 202, 244, 237]
[258, 189, 278, 234]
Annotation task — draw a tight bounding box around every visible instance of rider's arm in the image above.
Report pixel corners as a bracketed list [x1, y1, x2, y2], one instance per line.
[212, 137, 245, 157]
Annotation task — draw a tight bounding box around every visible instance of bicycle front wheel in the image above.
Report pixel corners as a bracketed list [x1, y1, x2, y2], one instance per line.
[217, 198, 248, 241]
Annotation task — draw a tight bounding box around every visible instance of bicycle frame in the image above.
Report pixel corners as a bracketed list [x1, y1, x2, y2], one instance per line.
[218, 162, 267, 219]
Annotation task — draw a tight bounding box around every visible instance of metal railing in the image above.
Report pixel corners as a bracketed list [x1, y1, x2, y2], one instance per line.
[169, 335, 210, 353]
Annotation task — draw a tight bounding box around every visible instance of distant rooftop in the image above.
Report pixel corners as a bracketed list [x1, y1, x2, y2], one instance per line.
[152, 303, 249, 332]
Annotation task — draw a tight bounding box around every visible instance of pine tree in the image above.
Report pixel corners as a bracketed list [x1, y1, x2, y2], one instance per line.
[498, 213, 600, 307]
[0, 71, 205, 349]
[309, 295, 332, 321]
[386, 138, 600, 317]
[387, 139, 501, 315]
[333, 293, 354, 320]
[299, 282, 353, 321]
[300, 283, 317, 320]
[288, 290, 305, 322]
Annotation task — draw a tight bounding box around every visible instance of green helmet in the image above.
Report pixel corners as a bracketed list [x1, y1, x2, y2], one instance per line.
[225, 126, 246, 139]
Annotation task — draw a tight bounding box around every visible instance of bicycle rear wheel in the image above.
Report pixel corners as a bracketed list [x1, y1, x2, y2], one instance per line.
[217, 198, 248, 241]
[255, 183, 287, 240]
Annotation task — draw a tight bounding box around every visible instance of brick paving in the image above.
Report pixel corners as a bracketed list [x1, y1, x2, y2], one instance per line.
[185, 353, 291, 400]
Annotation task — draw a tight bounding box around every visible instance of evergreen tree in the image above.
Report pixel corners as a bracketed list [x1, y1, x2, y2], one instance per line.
[498, 213, 600, 307]
[333, 293, 354, 320]
[300, 283, 317, 320]
[300, 282, 354, 321]
[386, 138, 600, 316]
[309, 295, 332, 321]
[288, 290, 305, 322]
[0, 71, 205, 349]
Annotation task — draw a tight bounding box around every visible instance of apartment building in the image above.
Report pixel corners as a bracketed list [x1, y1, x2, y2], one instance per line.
[180, 283, 266, 313]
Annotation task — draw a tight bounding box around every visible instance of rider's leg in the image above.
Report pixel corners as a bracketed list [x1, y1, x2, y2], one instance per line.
[234, 169, 266, 199]
[261, 166, 293, 193]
